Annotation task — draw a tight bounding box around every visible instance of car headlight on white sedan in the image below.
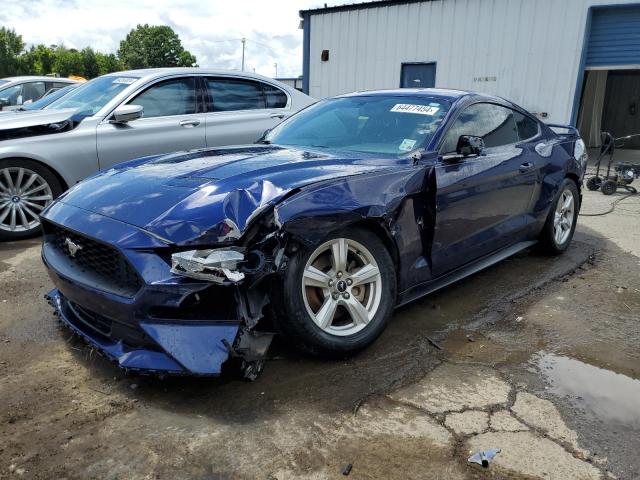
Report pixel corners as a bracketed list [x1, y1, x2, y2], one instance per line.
[171, 249, 245, 283]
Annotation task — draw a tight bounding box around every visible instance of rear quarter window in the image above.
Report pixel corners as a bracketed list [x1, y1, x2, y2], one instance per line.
[515, 112, 540, 140]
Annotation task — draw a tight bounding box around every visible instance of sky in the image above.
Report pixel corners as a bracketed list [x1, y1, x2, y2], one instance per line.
[1, 0, 360, 78]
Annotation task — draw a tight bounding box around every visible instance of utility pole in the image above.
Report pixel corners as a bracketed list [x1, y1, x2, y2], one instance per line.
[241, 38, 246, 71]
[274, 62, 278, 77]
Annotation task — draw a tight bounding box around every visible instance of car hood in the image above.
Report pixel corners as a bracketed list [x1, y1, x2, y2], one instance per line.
[0, 108, 79, 130]
[55, 145, 405, 245]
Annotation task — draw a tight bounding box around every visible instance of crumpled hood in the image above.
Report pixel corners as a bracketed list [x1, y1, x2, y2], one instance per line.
[55, 145, 403, 245]
[0, 108, 78, 131]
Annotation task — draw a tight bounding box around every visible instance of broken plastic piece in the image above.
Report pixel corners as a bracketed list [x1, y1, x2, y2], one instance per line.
[468, 448, 501, 467]
[171, 249, 245, 283]
[342, 463, 353, 476]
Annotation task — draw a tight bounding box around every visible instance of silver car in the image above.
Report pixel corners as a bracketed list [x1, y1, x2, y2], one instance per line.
[0, 76, 78, 111]
[0, 68, 314, 240]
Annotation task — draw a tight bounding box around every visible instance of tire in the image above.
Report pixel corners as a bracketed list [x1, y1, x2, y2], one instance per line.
[275, 227, 397, 356]
[586, 176, 601, 191]
[537, 179, 579, 255]
[0, 159, 62, 241]
[601, 179, 617, 196]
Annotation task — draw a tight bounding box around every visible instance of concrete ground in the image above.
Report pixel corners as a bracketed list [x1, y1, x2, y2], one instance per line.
[1, 188, 639, 480]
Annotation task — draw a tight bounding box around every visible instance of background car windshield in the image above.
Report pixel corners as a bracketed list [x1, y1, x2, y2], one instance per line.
[267, 96, 450, 155]
[47, 76, 138, 115]
[22, 84, 78, 110]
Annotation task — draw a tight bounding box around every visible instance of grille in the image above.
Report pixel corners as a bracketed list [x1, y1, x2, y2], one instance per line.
[44, 221, 142, 297]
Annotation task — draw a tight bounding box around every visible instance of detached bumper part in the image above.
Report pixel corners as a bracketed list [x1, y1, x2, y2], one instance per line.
[171, 249, 245, 283]
[46, 289, 239, 376]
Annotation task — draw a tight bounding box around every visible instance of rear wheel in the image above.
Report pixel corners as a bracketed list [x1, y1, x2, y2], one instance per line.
[0, 159, 61, 241]
[276, 228, 396, 356]
[537, 179, 579, 255]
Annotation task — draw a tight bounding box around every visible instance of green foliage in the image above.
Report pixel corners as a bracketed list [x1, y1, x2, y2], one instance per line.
[0, 24, 194, 79]
[0, 27, 25, 77]
[118, 24, 197, 69]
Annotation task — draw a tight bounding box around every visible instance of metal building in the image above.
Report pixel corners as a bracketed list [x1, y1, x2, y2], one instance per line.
[300, 0, 640, 146]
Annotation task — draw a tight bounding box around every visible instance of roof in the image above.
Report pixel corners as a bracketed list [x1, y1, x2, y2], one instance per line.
[300, 0, 434, 16]
[103, 67, 282, 83]
[337, 87, 473, 100]
[0, 76, 78, 84]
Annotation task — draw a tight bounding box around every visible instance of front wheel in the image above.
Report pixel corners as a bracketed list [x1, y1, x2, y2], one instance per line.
[537, 179, 579, 255]
[276, 228, 396, 356]
[0, 159, 61, 241]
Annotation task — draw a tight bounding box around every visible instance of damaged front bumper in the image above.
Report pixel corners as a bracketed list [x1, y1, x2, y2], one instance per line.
[41, 202, 273, 378]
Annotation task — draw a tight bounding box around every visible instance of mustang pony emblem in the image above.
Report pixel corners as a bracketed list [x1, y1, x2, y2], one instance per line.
[64, 238, 83, 257]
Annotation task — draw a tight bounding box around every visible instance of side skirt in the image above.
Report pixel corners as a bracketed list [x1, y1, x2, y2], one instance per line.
[395, 240, 537, 308]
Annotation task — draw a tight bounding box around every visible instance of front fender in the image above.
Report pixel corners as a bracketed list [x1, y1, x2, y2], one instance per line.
[274, 166, 435, 292]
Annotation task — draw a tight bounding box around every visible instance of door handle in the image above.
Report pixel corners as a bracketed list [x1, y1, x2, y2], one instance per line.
[270, 113, 286, 119]
[179, 119, 200, 127]
[519, 162, 535, 173]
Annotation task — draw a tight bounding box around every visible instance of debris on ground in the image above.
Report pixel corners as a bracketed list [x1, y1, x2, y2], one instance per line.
[341, 463, 353, 476]
[468, 448, 501, 468]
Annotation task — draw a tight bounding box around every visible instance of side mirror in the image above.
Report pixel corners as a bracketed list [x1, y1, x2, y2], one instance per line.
[0, 98, 9, 110]
[111, 104, 143, 123]
[457, 135, 485, 156]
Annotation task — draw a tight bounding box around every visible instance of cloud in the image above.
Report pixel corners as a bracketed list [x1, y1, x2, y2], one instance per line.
[1, 0, 350, 78]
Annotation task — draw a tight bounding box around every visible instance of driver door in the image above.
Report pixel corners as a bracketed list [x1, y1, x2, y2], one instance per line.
[431, 103, 537, 276]
[96, 76, 206, 169]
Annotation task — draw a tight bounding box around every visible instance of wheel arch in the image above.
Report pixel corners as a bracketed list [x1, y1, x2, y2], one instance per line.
[0, 156, 69, 191]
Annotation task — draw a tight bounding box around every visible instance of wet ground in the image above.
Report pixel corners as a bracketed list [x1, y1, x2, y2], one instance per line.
[1, 189, 639, 479]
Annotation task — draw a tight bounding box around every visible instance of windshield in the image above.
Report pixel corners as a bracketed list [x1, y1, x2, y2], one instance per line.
[22, 84, 78, 111]
[46, 75, 139, 115]
[267, 96, 450, 155]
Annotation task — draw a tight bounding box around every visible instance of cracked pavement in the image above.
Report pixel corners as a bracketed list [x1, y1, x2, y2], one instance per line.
[1, 189, 639, 479]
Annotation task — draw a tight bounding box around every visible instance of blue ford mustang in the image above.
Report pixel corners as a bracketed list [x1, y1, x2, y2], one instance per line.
[41, 89, 587, 378]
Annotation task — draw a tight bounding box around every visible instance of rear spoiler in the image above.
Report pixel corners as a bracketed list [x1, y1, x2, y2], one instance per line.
[545, 123, 580, 139]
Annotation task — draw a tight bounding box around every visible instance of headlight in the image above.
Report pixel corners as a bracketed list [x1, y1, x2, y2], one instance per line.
[574, 138, 587, 168]
[171, 249, 245, 283]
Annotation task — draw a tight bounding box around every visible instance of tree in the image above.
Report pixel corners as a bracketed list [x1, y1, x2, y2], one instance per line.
[81, 47, 99, 79]
[118, 24, 197, 69]
[19, 44, 56, 75]
[0, 27, 25, 77]
[95, 52, 122, 76]
[53, 47, 85, 77]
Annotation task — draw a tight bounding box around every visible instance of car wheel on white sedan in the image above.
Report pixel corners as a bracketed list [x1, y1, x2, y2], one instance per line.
[277, 228, 396, 356]
[0, 159, 61, 240]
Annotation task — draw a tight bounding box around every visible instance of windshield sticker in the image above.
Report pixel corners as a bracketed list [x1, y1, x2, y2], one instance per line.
[391, 104, 440, 115]
[399, 139, 417, 152]
[112, 77, 136, 85]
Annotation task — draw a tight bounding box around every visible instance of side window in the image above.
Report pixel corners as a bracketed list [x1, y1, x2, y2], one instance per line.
[130, 77, 196, 118]
[22, 82, 46, 103]
[263, 83, 288, 108]
[514, 111, 540, 141]
[206, 78, 266, 112]
[0, 85, 23, 106]
[441, 103, 519, 153]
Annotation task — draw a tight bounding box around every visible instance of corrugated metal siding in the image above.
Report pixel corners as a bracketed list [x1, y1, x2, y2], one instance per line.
[307, 0, 640, 124]
[586, 6, 640, 67]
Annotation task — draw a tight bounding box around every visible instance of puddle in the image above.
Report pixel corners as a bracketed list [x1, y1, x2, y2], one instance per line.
[534, 352, 640, 428]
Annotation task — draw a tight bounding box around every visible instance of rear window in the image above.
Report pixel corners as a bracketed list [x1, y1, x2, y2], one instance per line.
[514, 112, 540, 140]
[264, 84, 287, 108]
[207, 78, 265, 112]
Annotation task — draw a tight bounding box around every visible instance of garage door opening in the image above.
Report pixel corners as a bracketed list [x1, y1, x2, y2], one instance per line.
[578, 69, 640, 163]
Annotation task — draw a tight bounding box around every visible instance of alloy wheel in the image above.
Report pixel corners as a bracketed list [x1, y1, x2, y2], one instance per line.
[0, 167, 53, 233]
[301, 237, 383, 337]
[553, 188, 575, 246]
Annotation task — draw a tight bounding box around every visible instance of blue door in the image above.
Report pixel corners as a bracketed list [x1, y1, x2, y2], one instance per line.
[400, 63, 436, 89]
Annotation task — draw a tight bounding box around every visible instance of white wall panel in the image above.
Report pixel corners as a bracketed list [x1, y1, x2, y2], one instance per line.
[307, 0, 640, 124]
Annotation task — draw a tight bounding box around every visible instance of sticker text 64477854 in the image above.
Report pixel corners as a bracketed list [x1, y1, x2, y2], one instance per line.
[390, 104, 440, 115]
